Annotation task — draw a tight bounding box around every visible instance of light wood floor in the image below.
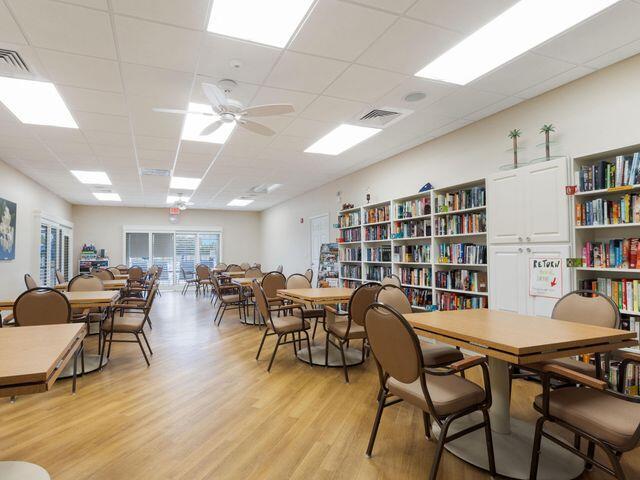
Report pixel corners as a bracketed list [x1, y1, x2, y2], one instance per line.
[1, 291, 638, 479]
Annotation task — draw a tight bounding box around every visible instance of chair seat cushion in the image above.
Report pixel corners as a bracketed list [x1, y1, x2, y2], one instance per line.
[292, 308, 325, 319]
[102, 315, 144, 333]
[271, 316, 310, 334]
[544, 357, 596, 377]
[328, 320, 366, 339]
[534, 387, 640, 451]
[421, 342, 464, 367]
[388, 374, 485, 417]
[221, 294, 241, 303]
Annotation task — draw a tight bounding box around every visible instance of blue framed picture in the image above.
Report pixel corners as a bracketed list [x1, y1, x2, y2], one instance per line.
[0, 197, 16, 260]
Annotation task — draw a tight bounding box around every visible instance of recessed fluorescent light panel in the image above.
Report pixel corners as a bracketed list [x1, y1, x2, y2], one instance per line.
[170, 177, 201, 190]
[93, 192, 121, 202]
[0, 76, 78, 128]
[71, 170, 111, 185]
[166, 195, 190, 204]
[415, 0, 620, 85]
[181, 102, 235, 144]
[227, 198, 254, 207]
[207, 0, 314, 48]
[305, 124, 381, 156]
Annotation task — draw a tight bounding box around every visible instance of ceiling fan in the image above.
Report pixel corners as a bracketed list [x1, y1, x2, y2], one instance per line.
[172, 193, 194, 211]
[153, 80, 294, 136]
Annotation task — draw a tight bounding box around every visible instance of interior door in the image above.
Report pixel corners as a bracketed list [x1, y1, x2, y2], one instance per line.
[525, 243, 572, 317]
[486, 169, 525, 244]
[310, 214, 329, 281]
[489, 245, 526, 314]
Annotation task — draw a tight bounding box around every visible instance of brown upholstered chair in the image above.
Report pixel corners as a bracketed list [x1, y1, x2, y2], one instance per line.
[381, 274, 401, 287]
[128, 266, 144, 282]
[226, 264, 243, 272]
[364, 303, 495, 479]
[216, 262, 228, 270]
[325, 282, 381, 382]
[24, 273, 38, 289]
[304, 268, 313, 284]
[107, 267, 121, 276]
[101, 284, 157, 367]
[253, 280, 312, 372]
[261, 271, 286, 308]
[195, 264, 212, 296]
[55, 269, 66, 284]
[180, 266, 197, 295]
[245, 267, 262, 279]
[529, 361, 640, 480]
[376, 285, 464, 368]
[240, 262, 251, 270]
[114, 264, 129, 273]
[92, 268, 115, 280]
[286, 274, 325, 338]
[68, 274, 104, 292]
[212, 275, 244, 325]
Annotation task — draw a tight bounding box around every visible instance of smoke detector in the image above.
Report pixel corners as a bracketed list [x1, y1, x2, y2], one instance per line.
[217, 78, 238, 94]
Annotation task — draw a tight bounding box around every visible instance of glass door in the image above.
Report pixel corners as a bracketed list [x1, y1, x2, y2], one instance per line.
[126, 232, 150, 270]
[198, 233, 220, 269]
[175, 233, 197, 281]
[152, 232, 174, 285]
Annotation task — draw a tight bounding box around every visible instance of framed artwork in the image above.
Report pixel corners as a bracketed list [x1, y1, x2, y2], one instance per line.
[0, 197, 16, 260]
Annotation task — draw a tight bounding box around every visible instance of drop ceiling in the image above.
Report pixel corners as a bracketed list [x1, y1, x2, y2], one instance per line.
[1, 0, 640, 210]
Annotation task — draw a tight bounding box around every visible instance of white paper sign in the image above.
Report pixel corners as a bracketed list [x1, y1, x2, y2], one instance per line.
[529, 258, 562, 298]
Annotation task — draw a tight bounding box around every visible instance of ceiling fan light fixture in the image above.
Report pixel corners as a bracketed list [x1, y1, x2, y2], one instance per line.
[181, 102, 235, 144]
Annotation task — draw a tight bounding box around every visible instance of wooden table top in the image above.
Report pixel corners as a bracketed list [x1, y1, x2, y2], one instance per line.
[220, 271, 246, 278]
[277, 287, 354, 305]
[55, 279, 126, 291]
[0, 323, 86, 395]
[0, 290, 119, 311]
[405, 309, 638, 365]
[231, 277, 263, 286]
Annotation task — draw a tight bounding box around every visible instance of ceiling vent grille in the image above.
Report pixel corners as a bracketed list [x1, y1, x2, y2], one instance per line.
[0, 49, 29, 74]
[140, 168, 170, 177]
[354, 106, 413, 128]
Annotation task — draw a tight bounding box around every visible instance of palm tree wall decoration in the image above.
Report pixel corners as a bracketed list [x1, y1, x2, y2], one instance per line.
[508, 129, 522, 168]
[540, 124, 555, 161]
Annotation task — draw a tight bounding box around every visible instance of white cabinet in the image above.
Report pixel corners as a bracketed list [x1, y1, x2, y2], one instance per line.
[487, 157, 569, 244]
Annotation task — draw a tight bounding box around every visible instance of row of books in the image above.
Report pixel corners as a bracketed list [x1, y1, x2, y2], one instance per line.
[340, 265, 361, 279]
[364, 225, 390, 241]
[579, 277, 640, 312]
[435, 186, 485, 213]
[393, 244, 431, 263]
[342, 279, 362, 289]
[577, 153, 640, 192]
[609, 361, 639, 396]
[403, 287, 432, 307]
[575, 194, 640, 226]
[434, 213, 486, 236]
[365, 265, 392, 281]
[436, 243, 487, 265]
[395, 197, 430, 219]
[365, 246, 391, 262]
[393, 219, 431, 238]
[339, 210, 361, 228]
[398, 267, 431, 287]
[621, 317, 640, 351]
[340, 247, 361, 262]
[365, 205, 390, 224]
[581, 239, 639, 269]
[340, 228, 361, 242]
[435, 269, 488, 293]
[437, 292, 487, 311]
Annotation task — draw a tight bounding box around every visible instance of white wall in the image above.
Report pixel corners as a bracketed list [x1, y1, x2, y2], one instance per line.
[0, 159, 72, 298]
[261, 54, 640, 274]
[72, 205, 262, 270]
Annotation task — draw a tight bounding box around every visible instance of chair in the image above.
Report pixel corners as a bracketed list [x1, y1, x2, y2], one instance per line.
[381, 274, 401, 287]
[245, 267, 262, 279]
[216, 262, 228, 271]
[128, 266, 144, 282]
[24, 273, 38, 289]
[92, 268, 115, 280]
[276, 265, 283, 273]
[226, 264, 243, 272]
[114, 264, 129, 273]
[261, 271, 287, 309]
[304, 268, 313, 284]
[107, 267, 121, 277]
[55, 270, 66, 284]
[286, 274, 325, 338]
[212, 275, 245, 325]
[376, 285, 464, 368]
[240, 262, 251, 270]
[529, 361, 640, 480]
[364, 303, 496, 480]
[195, 264, 212, 296]
[68, 274, 104, 292]
[101, 285, 157, 367]
[325, 282, 381, 382]
[253, 280, 313, 372]
[181, 266, 198, 295]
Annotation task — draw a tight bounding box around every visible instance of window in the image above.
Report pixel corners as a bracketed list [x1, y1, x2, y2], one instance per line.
[39, 219, 72, 286]
[152, 233, 174, 285]
[198, 233, 220, 269]
[175, 233, 196, 280]
[126, 232, 150, 269]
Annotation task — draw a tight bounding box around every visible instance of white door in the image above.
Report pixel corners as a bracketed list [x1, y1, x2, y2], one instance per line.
[523, 157, 570, 244]
[489, 245, 527, 314]
[525, 243, 572, 317]
[310, 214, 329, 282]
[487, 169, 525, 244]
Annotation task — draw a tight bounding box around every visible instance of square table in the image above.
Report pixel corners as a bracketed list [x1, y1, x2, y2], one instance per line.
[405, 308, 637, 480]
[55, 279, 126, 291]
[220, 271, 246, 278]
[0, 290, 120, 312]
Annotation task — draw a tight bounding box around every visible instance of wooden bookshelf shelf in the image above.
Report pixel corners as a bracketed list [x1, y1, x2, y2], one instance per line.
[434, 287, 488, 296]
[434, 232, 487, 238]
[338, 225, 360, 230]
[339, 241, 361, 245]
[434, 263, 487, 267]
[393, 235, 432, 241]
[395, 261, 431, 266]
[575, 267, 640, 273]
[361, 220, 391, 227]
[339, 277, 362, 282]
[433, 205, 486, 216]
[401, 283, 431, 289]
[575, 184, 640, 197]
[575, 223, 640, 229]
[339, 260, 360, 264]
[362, 238, 391, 243]
[394, 213, 431, 222]
[363, 261, 392, 264]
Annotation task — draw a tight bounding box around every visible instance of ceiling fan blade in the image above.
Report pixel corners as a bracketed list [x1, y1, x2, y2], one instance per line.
[239, 119, 275, 136]
[153, 107, 192, 115]
[201, 83, 228, 111]
[241, 104, 294, 117]
[199, 120, 224, 136]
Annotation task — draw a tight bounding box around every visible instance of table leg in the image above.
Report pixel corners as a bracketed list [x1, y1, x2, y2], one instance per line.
[488, 357, 511, 434]
[0, 461, 50, 479]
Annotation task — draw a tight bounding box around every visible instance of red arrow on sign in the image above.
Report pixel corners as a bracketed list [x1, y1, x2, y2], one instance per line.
[550, 278, 557, 287]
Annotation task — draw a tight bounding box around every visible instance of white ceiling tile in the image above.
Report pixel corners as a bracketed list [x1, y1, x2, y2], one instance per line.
[324, 64, 405, 103]
[138, 156, 171, 169]
[265, 51, 348, 94]
[178, 142, 222, 156]
[198, 35, 281, 84]
[110, 0, 209, 29]
[36, 49, 123, 92]
[251, 87, 316, 115]
[374, 76, 457, 111]
[120, 63, 193, 102]
[58, 86, 128, 116]
[515, 66, 595, 99]
[27, 125, 86, 142]
[90, 144, 134, 158]
[74, 111, 130, 133]
[45, 141, 94, 155]
[282, 118, 333, 139]
[470, 53, 576, 96]
[358, 18, 461, 75]
[8, 0, 116, 58]
[191, 77, 259, 107]
[534, 0, 640, 65]
[463, 96, 524, 122]
[128, 94, 185, 138]
[290, 0, 395, 61]
[84, 130, 133, 147]
[137, 148, 175, 162]
[0, 2, 27, 44]
[114, 15, 201, 72]
[426, 87, 505, 118]
[407, 0, 518, 35]
[586, 38, 640, 70]
[348, 0, 415, 14]
[62, 1, 108, 9]
[299, 96, 368, 123]
[134, 135, 179, 151]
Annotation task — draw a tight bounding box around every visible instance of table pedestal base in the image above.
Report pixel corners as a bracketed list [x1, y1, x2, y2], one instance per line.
[0, 461, 50, 480]
[296, 345, 364, 367]
[59, 354, 108, 379]
[432, 413, 584, 480]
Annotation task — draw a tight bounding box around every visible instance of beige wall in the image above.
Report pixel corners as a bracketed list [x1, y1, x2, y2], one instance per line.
[0, 159, 72, 298]
[71, 205, 262, 270]
[261, 54, 640, 274]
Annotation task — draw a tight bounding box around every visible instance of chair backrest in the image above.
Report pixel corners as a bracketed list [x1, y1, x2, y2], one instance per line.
[148, 265, 159, 276]
[245, 267, 262, 279]
[365, 303, 423, 384]
[348, 282, 382, 327]
[251, 281, 272, 327]
[376, 285, 412, 315]
[381, 274, 401, 287]
[226, 264, 243, 272]
[216, 262, 228, 270]
[144, 284, 159, 309]
[240, 262, 251, 270]
[276, 264, 283, 273]
[128, 266, 144, 282]
[261, 271, 286, 298]
[68, 274, 104, 292]
[552, 290, 620, 328]
[252, 263, 261, 269]
[115, 264, 129, 273]
[55, 269, 66, 284]
[286, 273, 311, 289]
[14, 288, 71, 326]
[24, 273, 38, 289]
[107, 267, 121, 276]
[304, 268, 313, 283]
[92, 268, 115, 280]
[196, 264, 210, 281]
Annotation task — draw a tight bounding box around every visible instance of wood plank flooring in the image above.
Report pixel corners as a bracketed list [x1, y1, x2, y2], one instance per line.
[1, 291, 638, 479]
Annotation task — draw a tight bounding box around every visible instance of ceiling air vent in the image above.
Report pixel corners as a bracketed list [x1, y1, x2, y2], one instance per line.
[354, 106, 413, 128]
[0, 49, 29, 74]
[140, 168, 170, 177]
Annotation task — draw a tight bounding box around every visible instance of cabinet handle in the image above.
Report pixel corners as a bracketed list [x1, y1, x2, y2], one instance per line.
[518, 236, 523, 242]
[518, 248, 523, 253]
[526, 236, 531, 242]
[526, 248, 531, 253]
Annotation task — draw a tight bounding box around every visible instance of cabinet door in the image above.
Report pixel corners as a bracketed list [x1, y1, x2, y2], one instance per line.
[525, 244, 572, 318]
[489, 245, 526, 314]
[523, 158, 570, 243]
[486, 169, 525, 244]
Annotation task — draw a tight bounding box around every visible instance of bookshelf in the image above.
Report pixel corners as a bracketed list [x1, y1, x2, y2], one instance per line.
[337, 179, 489, 311]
